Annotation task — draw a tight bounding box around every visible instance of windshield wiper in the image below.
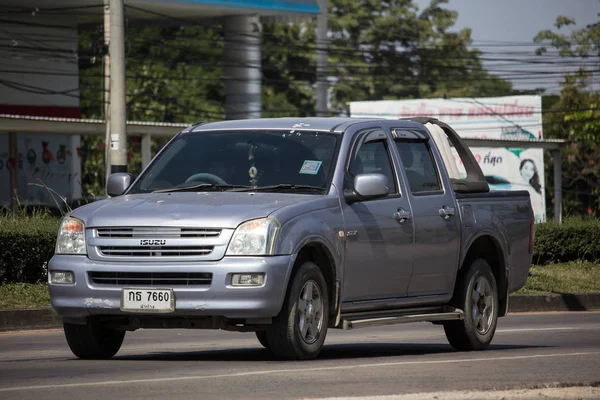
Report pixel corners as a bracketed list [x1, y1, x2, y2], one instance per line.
[234, 184, 326, 193]
[153, 184, 252, 193]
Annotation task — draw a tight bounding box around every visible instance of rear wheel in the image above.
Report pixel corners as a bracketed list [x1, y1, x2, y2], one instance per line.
[63, 321, 125, 359]
[444, 258, 499, 351]
[266, 261, 329, 360]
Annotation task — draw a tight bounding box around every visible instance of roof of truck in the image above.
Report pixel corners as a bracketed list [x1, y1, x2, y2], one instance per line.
[187, 117, 425, 133]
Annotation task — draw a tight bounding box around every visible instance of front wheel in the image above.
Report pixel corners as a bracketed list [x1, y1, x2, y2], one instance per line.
[63, 321, 125, 359]
[444, 258, 499, 351]
[266, 261, 329, 360]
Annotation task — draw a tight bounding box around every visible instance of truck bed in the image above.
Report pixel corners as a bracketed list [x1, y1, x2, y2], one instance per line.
[456, 190, 533, 294]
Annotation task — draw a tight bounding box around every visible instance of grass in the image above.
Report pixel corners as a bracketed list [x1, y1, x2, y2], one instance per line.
[0, 262, 598, 309]
[0, 283, 50, 309]
[518, 261, 600, 294]
[0, 212, 60, 232]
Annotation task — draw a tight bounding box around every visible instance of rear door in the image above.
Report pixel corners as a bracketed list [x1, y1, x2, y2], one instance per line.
[341, 126, 415, 302]
[388, 125, 461, 298]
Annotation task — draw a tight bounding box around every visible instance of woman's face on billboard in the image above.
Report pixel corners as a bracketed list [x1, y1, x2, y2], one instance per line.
[520, 160, 536, 180]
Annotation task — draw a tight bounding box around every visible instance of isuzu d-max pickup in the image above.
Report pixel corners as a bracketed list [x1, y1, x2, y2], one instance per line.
[49, 117, 534, 360]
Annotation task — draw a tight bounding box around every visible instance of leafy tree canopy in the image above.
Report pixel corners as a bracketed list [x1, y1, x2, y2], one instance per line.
[535, 13, 600, 216]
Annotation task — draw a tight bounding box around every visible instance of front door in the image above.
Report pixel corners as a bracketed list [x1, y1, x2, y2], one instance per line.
[341, 127, 415, 302]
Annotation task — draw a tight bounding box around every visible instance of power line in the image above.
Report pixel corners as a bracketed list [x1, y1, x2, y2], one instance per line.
[3, 73, 598, 118]
[3, 16, 596, 76]
[1, 4, 595, 112]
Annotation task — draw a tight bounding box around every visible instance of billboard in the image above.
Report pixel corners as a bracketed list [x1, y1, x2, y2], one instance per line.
[0, 133, 82, 208]
[350, 95, 546, 223]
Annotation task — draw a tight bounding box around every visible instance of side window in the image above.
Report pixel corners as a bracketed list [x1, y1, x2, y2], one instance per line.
[395, 140, 442, 194]
[347, 132, 397, 194]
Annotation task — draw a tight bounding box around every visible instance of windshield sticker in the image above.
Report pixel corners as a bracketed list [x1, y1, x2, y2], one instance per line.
[299, 160, 322, 175]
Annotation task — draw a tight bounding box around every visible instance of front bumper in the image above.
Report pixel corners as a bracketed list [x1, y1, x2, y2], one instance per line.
[48, 255, 295, 319]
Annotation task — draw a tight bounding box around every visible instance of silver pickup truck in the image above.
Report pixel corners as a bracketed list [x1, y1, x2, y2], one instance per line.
[49, 117, 534, 360]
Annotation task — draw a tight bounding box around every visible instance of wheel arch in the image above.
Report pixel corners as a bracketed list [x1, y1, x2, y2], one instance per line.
[460, 234, 509, 317]
[293, 240, 340, 327]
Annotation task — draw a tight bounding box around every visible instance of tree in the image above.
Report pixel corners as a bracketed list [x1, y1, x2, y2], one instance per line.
[534, 15, 600, 58]
[261, 22, 318, 117]
[534, 14, 600, 216]
[327, 0, 514, 113]
[260, 0, 516, 115]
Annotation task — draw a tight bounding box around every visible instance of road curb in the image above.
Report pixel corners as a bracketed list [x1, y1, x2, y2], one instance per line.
[508, 293, 600, 313]
[1, 293, 600, 332]
[0, 307, 62, 332]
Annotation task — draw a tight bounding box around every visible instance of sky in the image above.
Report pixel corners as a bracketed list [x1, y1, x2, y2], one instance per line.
[414, 0, 600, 93]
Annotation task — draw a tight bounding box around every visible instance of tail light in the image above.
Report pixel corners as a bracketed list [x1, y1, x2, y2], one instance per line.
[528, 213, 535, 254]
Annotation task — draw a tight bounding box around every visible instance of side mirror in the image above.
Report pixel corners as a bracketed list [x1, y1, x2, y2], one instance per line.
[345, 173, 389, 203]
[106, 173, 134, 197]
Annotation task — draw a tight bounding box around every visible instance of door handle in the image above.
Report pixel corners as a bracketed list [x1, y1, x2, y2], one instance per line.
[439, 206, 456, 220]
[394, 208, 411, 224]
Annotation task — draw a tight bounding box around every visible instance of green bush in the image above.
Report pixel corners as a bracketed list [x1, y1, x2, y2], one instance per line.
[0, 215, 60, 284]
[533, 217, 600, 265]
[0, 283, 50, 308]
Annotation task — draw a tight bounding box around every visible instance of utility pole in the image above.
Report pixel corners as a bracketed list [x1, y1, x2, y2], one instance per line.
[109, 0, 127, 173]
[224, 16, 262, 120]
[315, 0, 328, 117]
[553, 150, 563, 224]
[8, 132, 18, 214]
[103, 0, 111, 181]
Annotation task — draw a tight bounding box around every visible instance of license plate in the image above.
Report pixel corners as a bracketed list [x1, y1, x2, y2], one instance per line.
[121, 288, 175, 313]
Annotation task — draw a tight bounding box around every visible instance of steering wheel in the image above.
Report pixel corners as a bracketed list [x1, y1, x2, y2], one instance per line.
[184, 173, 227, 185]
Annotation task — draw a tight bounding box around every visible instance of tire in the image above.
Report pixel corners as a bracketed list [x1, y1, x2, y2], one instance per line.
[255, 330, 270, 349]
[266, 261, 329, 360]
[444, 258, 499, 351]
[63, 321, 125, 359]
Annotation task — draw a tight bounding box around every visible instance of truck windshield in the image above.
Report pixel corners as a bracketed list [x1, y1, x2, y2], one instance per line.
[129, 130, 340, 194]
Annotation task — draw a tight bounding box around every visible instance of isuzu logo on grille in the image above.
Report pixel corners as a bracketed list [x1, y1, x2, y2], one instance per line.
[140, 239, 166, 246]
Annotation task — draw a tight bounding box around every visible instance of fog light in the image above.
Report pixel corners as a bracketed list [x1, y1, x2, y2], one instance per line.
[50, 271, 74, 284]
[231, 273, 264, 286]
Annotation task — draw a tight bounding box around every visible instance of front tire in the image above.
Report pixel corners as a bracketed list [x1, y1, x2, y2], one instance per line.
[63, 321, 125, 359]
[266, 261, 329, 360]
[444, 258, 499, 351]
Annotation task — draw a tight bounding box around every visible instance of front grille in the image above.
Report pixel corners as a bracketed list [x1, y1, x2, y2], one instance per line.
[98, 245, 213, 257]
[89, 271, 212, 286]
[96, 227, 221, 238]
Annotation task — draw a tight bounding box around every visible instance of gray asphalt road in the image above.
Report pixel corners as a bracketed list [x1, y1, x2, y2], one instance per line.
[0, 312, 599, 400]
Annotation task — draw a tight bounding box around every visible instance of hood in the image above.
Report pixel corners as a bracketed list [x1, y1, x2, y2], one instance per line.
[71, 192, 316, 229]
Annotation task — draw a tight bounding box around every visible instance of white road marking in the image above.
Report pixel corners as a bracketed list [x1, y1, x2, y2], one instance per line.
[496, 326, 599, 333]
[0, 351, 598, 393]
[315, 386, 600, 400]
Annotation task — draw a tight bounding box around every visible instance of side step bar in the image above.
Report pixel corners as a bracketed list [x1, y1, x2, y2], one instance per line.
[342, 309, 464, 330]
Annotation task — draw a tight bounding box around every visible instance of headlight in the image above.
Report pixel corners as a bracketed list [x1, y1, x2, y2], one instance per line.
[226, 218, 279, 256]
[55, 217, 86, 254]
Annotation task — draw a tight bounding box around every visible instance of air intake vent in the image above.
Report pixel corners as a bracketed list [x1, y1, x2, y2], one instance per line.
[89, 272, 212, 286]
